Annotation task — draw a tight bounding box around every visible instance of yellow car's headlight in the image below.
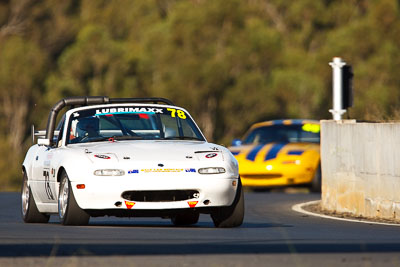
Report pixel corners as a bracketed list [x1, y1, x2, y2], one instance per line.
[282, 160, 301, 165]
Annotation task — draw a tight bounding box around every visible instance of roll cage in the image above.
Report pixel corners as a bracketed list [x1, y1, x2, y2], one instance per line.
[41, 97, 175, 147]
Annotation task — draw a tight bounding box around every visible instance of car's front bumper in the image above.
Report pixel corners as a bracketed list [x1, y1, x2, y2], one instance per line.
[239, 162, 317, 188]
[240, 171, 314, 187]
[71, 174, 239, 211]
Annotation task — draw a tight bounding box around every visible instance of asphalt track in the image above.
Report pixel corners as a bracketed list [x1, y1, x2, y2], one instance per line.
[1, 191, 400, 266]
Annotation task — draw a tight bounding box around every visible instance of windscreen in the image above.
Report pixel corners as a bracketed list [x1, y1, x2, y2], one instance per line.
[66, 106, 205, 144]
[242, 124, 320, 145]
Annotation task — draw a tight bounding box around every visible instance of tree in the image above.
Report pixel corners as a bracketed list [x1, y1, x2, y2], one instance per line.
[0, 36, 47, 154]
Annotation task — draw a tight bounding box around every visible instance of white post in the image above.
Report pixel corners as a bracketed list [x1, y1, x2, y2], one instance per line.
[329, 57, 347, 120]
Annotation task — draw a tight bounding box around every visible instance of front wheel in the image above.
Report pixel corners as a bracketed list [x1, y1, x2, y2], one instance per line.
[211, 178, 244, 228]
[21, 172, 50, 223]
[58, 172, 90, 226]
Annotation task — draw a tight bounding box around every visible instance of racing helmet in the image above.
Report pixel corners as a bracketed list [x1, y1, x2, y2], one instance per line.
[76, 117, 99, 137]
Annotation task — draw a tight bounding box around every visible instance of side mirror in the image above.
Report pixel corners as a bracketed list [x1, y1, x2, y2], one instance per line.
[37, 138, 50, 146]
[231, 139, 242, 147]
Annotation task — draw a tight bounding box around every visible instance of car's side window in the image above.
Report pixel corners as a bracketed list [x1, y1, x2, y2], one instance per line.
[55, 115, 66, 147]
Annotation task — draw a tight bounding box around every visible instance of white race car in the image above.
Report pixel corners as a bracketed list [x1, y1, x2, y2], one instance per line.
[21, 97, 244, 227]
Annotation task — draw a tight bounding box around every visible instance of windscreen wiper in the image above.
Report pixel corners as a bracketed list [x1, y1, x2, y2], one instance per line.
[113, 135, 143, 140]
[163, 136, 203, 141]
[86, 135, 143, 143]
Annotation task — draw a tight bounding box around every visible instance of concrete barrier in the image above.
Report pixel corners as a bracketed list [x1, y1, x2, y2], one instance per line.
[321, 120, 400, 221]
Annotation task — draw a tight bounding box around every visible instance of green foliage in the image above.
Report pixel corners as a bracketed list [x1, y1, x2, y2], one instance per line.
[47, 24, 130, 98]
[1, 0, 400, 190]
[0, 36, 48, 190]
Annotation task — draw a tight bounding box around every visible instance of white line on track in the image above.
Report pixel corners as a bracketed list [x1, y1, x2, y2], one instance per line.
[292, 200, 400, 227]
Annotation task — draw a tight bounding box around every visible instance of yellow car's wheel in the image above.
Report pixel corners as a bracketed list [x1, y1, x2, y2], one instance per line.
[310, 165, 321, 192]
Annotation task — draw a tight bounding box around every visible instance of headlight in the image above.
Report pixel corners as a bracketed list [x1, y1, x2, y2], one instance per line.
[198, 167, 226, 174]
[282, 160, 301, 165]
[94, 169, 125, 176]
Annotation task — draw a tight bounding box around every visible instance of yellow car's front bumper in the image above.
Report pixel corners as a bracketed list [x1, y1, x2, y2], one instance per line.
[240, 167, 316, 187]
[232, 142, 320, 188]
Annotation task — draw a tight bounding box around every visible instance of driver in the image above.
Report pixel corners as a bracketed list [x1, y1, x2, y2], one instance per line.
[76, 117, 100, 139]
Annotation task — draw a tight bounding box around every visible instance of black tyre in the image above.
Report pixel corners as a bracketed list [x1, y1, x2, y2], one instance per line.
[171, 211, 200, 226]
[58, 172, 90, 226]
[21, 172, 50, 223]
[310, 164, 321, 193]
[211, 178, 244, 228]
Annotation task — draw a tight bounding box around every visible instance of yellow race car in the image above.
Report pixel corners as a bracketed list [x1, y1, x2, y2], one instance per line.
[229, 119, 321, 191]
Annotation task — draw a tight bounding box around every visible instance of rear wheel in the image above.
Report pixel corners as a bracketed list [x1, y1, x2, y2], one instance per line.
[211, 179, 244, 228]
[171, 211, 199, 226]
[58, 172, 90, 226]
[21, 172, 50, 223]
